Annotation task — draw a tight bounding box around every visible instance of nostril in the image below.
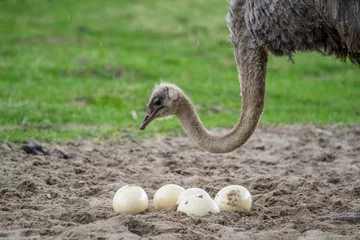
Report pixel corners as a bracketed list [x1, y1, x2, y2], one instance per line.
[144, 115, 149, 121]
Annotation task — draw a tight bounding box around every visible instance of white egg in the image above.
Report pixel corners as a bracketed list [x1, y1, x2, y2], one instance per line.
[112, 185, 148, 215]
[177, 194, 220, 217]
[154, 184, 185, 211]
[176, 188, 210, 204]
[214, 185, 252, 212]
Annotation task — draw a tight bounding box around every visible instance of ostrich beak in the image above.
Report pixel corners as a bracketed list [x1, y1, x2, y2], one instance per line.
[139, 106, 162, 130]
[139, 113, 153, 130]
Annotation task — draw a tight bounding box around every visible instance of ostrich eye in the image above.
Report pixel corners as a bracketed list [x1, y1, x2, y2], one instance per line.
[153, 97, 162, 106]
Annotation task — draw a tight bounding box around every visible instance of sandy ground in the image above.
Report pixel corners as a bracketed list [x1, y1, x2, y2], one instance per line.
[0, 125, 359, 240]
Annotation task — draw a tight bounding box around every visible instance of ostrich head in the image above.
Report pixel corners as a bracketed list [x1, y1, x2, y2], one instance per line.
[139, 83, 182, 130]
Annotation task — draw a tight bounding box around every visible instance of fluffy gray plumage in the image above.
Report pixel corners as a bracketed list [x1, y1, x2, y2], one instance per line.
[228, 0, 360, 65]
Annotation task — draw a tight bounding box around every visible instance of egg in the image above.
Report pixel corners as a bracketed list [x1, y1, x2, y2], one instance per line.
[214, 185, 252, 212]
[112, 185, 148, 215]
[177, 194, 220, 217]
[154, 184, 185, 211]
[176, 188, 210, 204]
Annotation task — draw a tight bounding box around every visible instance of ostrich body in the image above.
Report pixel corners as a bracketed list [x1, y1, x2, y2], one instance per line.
[140, 0, 360, 153]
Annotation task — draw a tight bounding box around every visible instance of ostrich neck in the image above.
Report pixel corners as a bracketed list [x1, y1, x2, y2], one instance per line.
[177, 44, 268, 153]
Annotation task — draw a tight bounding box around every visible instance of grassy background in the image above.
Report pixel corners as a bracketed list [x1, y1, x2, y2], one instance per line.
[1, 0, 359, 142]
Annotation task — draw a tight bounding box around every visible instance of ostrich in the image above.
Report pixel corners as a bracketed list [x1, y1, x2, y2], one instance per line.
[140, 0, 360, 153]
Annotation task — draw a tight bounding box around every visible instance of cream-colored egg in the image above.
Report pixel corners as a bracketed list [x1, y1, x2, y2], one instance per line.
[112, 185, 148, 215]
[176, 188, 210, 204]
[177, 194, 220, 217]
[154, 184, 185, 211]
[214, 185, 252, 212]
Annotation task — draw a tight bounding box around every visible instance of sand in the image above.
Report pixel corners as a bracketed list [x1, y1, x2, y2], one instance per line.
[0, 125, 359, 239]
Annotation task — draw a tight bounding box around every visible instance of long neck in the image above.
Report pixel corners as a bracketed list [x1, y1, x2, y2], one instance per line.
[177, 44, 268, 153]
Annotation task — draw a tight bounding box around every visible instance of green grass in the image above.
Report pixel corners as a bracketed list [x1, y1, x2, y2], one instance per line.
[1, 0, 359, 142]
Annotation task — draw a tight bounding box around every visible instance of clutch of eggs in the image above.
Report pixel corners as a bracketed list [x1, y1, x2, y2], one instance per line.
[112, 184, 252, 216]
